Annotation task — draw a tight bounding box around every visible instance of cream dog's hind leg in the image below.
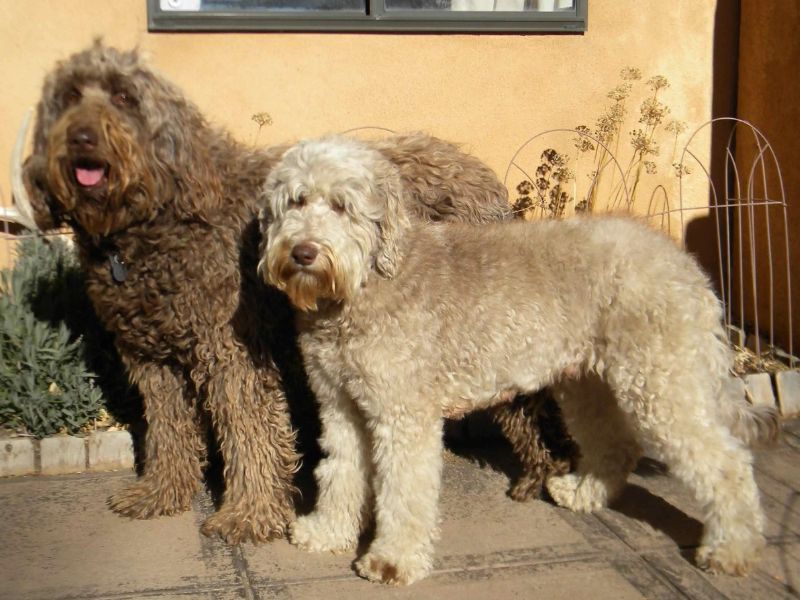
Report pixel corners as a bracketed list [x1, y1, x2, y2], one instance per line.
[546, 374, 641, 511]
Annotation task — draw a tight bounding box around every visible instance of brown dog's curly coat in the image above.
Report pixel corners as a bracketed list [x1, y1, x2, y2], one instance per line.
[22, 40, 570, 542]
[24, 41, 300, 543]
[490, 391, 577, 500]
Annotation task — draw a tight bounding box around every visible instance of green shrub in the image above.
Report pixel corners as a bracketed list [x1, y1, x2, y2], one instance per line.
[0, 236, 141, 438]
[0, 301, 103, 436]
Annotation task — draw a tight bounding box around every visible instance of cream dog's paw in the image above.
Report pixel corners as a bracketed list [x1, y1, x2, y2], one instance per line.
[289, 513, 358, 553]
[546, 473, 609, 512]
[355, 550, 433, 585]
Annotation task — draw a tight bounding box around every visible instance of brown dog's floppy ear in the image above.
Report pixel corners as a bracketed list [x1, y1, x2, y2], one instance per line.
[20, 100, 63, 231]
[21, 154, 63, 231]
[373, 159, 411, 279]
[151, 118, 223, 221]
[146, 75, 223, 222]
[12, 106, 61, 231]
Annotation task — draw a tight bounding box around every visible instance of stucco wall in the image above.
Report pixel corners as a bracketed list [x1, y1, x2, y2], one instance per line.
[0, 0, 717, 267]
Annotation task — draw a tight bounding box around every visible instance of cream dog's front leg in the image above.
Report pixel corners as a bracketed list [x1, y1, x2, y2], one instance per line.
[290, 386, 373, 553]
[355, 408, 444, 585]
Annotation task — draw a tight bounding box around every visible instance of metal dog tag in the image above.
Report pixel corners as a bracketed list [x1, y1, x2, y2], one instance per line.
[110, 254, 129, 283]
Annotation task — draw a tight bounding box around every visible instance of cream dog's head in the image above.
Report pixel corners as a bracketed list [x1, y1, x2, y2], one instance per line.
[259, 136, 410, 312]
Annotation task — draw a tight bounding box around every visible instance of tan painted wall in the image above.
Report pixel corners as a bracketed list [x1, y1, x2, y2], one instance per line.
[0, 0, 717, 268]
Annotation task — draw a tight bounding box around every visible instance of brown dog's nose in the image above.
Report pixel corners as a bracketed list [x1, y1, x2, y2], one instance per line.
[67, 125, 99, 152]
[291, 243, 318, 266]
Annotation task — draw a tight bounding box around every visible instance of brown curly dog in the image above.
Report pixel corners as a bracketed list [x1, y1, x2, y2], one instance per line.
[20, 40, 571, 541]
[23, 41, 300, 544]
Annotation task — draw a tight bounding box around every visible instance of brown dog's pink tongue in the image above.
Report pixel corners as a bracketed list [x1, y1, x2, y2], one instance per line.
[76, 167, 104, 187]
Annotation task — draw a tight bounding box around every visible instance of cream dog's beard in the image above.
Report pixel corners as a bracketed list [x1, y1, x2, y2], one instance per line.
[267, 246, 348, 311]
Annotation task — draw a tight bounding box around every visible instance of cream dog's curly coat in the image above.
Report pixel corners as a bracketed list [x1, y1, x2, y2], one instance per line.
[259, 136, 777, 585]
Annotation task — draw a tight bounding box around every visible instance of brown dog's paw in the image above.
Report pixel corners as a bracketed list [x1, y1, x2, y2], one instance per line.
[508, 475, 543, 502]
[200, 503, 288, 545]
[108, 478, 193, 519]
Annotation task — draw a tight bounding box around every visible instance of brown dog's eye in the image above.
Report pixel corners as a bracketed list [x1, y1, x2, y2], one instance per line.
[63, 87, 82, 106]
[111, 91, 135, 108]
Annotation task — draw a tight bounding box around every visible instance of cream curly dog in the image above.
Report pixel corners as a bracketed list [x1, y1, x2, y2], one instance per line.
[259, 136, 777, 585]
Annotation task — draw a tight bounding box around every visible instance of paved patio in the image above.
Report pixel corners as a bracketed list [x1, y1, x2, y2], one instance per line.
[1, 420, 798, 600]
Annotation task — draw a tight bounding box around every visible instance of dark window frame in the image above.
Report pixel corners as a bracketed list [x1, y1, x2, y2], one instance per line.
[147, 0, 588, 33]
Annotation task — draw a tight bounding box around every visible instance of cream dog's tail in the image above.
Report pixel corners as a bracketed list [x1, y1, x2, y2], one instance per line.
[721, 376, 781, 446]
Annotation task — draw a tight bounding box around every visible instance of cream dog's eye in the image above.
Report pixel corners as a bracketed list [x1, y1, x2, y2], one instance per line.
[289, 194, 307, 207]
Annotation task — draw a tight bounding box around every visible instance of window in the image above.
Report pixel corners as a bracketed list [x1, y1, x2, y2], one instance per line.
[148, 0, 587, 33]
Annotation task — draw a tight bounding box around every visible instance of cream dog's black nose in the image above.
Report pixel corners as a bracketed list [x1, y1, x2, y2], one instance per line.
[292, 243, 318, 266]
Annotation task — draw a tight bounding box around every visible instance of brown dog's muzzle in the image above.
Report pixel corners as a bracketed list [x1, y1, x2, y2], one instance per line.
[43, 96, 156, 236]
[65, 119, 109, 193]
[68, 123, 99, 153]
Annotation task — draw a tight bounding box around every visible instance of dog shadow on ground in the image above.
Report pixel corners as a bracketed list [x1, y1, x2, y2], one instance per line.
[446, 424, 704, 559]
[443, 411, 540, 500]
[610, 458, 705, 550]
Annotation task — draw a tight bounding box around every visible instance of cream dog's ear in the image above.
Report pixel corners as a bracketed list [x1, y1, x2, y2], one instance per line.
[257, 180, 276, 232]
[373, 160, 411, 279]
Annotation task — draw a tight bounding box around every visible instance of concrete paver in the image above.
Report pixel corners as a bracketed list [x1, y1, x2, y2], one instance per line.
[776, 370, 800, 417]
[1, 420, 798, 600]
[745, 372, 777, 408]
[0, 437, 35, 477]
[87, 430, 135, 472]
[39, 435, 85, 475]
[0, 474, 242, 600]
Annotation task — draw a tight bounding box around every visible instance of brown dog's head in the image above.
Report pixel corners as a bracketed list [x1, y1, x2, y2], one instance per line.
[23, 39, 221, 237]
